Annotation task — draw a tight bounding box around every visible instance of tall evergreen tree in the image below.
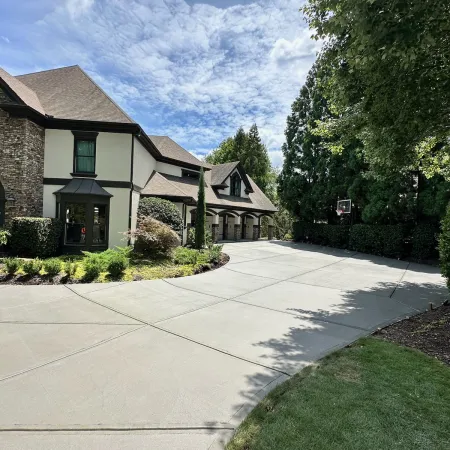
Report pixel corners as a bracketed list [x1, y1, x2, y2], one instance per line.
[195, 168, 206, 249]
[204, 124, 272, 195]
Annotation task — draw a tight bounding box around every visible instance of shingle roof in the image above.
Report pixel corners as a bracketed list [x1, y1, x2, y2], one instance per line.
[142, 171, 277, 213]
[149, 135, 211, 169]
[17, 65, 134, 123]
[211, 161, 239, 186]
[54, 178, 113, 197]
[0, 67, 45, 115]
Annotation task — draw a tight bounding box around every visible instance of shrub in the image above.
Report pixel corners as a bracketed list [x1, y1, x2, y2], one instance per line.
[0, 229, 10, 246]
[22, 258, 43, 276]
[173, 247, 199, 265]
[128, 217, 180, 256]
[292, 222, 350, 248]
[439, 205, 450, 289]
[64, 261, 78, 277]
[349, 224, 405, 258]
[9, 218, 62, 258]
[82, 253, 103, 281]
[208, 244, 223, 264]
[187, 228, 212, 248]
[4, 257, 21, 275]
[411, 223, 439, 261]
[107, 253, 129, 278]
[138, 197, 183, 233]
[43, 258, 62, 277]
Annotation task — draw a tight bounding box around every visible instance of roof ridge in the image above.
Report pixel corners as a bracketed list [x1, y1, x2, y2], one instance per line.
[76, 66, 135, 124]
[16, 64, 79, 77]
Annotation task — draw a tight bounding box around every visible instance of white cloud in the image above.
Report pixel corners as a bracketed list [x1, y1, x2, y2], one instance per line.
[0, 36, 10, 44]
[1, 0, 320, 166]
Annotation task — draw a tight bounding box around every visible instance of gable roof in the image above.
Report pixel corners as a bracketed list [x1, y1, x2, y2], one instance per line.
[211, 161, 254, 193]
[141, 170, 277, 213]
[17, 65, 134, 123]
[149, 135, 211, 170]
[211, 161, 239, 186]
[0, 67, 45, 115]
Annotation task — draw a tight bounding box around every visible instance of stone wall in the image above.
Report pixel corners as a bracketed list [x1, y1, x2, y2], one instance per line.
[0, 109, 45, 224]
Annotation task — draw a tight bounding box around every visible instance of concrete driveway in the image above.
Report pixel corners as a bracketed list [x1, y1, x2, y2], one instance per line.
[0, 241, 447, 449]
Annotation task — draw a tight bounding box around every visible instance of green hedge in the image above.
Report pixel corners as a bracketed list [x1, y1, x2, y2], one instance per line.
[349, 224, 405, 259]
[9, 218, 62, 258]
[293, 222, 350, 248]
[439, 205, 450, 289]
[411, 223, 439, 261]
[138, 197, 183, 233]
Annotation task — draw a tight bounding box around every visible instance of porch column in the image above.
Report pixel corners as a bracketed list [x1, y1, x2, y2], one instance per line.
[211, 214, 219, 243]
[234, 215, 241, 241]
[268, 216, 274, 240]
[253, 216, 260, 241]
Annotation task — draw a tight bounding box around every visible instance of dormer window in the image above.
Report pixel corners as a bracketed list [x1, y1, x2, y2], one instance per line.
[72, 131, 98, 177]
[230, 172, 241, 197]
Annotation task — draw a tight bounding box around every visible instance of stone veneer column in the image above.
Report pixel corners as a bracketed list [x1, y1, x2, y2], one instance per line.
[233, 215, 241, 241]
[211, 214, 219, 242]
[0, 109, 45, 224]
[252, 224, 260, 241]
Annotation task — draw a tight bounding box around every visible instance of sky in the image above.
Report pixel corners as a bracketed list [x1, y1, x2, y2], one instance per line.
[0, 0, 320, 167]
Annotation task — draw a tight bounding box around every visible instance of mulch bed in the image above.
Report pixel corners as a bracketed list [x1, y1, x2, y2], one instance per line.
[375, 303, 450, 365]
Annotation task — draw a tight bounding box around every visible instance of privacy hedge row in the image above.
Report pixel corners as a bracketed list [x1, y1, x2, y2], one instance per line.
[293, 221, 438, 260]
[349, 224, 405, 259]
[439, 205, 450, 289]
[293, 222, 350, 248]
[9, 218, 62, 258]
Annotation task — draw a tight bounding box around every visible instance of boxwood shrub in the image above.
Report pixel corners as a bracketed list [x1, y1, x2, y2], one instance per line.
[9, 218, 62, 258]
[349, 224, 405, 259]
[138, 197, 183, 233]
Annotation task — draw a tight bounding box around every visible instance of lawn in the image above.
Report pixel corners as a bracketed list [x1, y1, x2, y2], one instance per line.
[227, 337, 450, 450]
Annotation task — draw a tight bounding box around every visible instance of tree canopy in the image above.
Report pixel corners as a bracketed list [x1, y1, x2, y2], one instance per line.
[206, 124, 272, 193]
[303, 0, 450, 177]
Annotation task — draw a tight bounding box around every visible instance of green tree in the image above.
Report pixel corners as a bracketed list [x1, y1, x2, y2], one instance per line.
[205, 125, 273, 195]
[195, 168, 206, 249]
[303, 0, 450, 177]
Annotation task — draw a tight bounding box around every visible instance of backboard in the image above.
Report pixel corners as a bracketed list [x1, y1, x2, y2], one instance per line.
[336, 199, 351, 215]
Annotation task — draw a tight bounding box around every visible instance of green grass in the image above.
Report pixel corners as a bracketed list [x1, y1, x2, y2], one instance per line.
[227, 337, 450, 450]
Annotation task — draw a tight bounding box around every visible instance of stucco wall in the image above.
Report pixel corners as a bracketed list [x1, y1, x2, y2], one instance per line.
[130, 190, 140, 232]
[42, 185, 59, 218]
[155, 162, 182, 177]
[44, 130, 131, 180]
[133, 137, 156, 189]
[105, 187, 130, 248]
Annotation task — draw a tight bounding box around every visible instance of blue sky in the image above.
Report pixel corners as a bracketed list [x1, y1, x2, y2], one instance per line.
[0, 0, 320, 166]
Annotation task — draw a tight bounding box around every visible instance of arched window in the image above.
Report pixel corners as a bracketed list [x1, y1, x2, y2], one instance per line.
[230, 173, 241, 197]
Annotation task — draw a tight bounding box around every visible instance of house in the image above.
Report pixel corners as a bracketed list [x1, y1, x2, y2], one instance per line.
[0, 65, 277, 250]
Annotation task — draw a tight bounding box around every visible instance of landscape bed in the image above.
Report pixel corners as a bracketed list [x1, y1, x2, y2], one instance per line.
[0, 246, 229, 285]
[227, 305, 450, 450]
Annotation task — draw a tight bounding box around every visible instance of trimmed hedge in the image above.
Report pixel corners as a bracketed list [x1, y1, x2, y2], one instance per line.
[9, 218, 62, 258]
[411, 223, 439, 261]
[294, 221, 440, 261]
[439, 205, 450, 289]
[138, 197, 183, 233]
[293, 222, 350, 248]
[349, 224, 405, 259]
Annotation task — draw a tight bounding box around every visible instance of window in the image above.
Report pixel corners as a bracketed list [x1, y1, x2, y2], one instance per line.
[230, 173, 241, 197]
[72, 131, 98, 175]
[182, 169, 200, 179]
[93, 204, 107, 245]
[65, 203, 87, 245]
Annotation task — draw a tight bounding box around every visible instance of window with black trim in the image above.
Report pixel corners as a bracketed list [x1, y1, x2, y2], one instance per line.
[230, 172, 241, 197]
[182, 169, 200, 179]
[72, 131, 98, 176]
